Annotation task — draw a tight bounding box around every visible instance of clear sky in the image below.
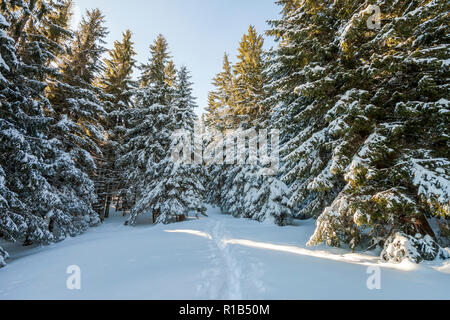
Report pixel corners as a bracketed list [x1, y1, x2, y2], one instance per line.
[72, 0, 281, 116]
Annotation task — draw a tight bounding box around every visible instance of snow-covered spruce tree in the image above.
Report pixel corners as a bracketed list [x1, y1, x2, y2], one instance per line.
[206, 26, 292, 226]
[233, 25, 269, 129]
[173, 66, 196, 130]
[96, 29, 137, 218]
[204, 54, 239, 210]
[118, 34, 174, 218]
[213, 133, 292, 226]
[206, 27, 269, 131]
[266, 0, 350, 220]
[0, 1, 100, 267]
[0, 10, 24, 266]
[267, 0, 449, 262]
[157, 66, 207, 222]
[47, 8, 108, 220]
[205, 53, 237, 132]
[119, 35, 206, 225]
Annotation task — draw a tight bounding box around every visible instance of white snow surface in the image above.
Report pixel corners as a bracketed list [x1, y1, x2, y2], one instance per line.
[0, 206, 449, 300]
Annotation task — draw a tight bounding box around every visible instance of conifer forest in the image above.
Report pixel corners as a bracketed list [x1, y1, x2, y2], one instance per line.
[0, 0, 449, 301]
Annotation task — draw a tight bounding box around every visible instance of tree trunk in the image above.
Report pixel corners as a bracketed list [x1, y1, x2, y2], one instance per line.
[417, 214, 437, 240]
[153, 209, 160, 224]
[104, 194, 112, 219]
[49, 219, 55, 233]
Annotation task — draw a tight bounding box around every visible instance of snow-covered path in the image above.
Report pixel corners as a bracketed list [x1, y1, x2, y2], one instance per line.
[0, 206, 449, 300]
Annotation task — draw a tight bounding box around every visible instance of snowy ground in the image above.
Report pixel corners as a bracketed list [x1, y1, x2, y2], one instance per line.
[0, 206, 449, 300]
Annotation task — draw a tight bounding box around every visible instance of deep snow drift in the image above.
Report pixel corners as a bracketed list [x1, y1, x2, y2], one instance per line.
[0, 206, 449, 300]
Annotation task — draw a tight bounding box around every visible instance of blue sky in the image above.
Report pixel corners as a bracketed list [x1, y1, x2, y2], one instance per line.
[72, 0, 281, 115]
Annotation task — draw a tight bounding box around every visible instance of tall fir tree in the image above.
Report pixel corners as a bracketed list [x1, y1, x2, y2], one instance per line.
[173, 66, 197, 130]
[266, 0, 345, 220]
[140, 34, 171, 91]
[207, 27, 268, 131]
[47, 8, 108, 220]
[0, 1, 100, 267]
[119, 36, 206, 225]
[206, 26, 292, 226]
[96, 29, 137, 219]
[205, 53, 237, 132]
[117, 35, 174, 215]
[233, 25, 267, 128]
[154, 66, 206, 223]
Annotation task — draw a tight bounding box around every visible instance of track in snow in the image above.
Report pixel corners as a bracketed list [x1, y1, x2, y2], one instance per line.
[197, 221, 244, 299]
[0, 206, 449, 300]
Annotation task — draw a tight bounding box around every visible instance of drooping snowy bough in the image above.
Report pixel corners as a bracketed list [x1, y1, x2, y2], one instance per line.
[267, 0, 450, 263]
